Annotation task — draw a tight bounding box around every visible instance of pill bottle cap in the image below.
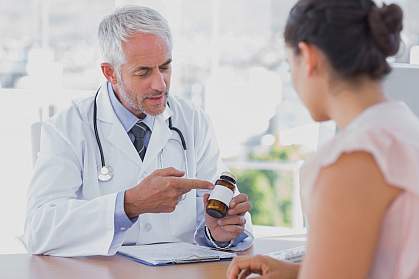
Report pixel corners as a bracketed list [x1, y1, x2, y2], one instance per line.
[220, 171, 236, 185]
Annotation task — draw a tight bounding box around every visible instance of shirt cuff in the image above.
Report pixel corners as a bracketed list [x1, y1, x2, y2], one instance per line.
[109, 191, 137, 254]
[195, 222, 249, 251]
[204, 226, 233, 249]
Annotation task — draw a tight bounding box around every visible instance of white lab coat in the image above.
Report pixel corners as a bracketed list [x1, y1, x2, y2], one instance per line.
[24, 84, 253, 256]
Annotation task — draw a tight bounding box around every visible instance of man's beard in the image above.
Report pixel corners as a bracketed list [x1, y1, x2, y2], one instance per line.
[118, 79, 168, 116]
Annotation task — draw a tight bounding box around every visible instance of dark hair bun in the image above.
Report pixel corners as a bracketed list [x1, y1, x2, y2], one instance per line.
[368, 4, 403, 57]
[284, 0, 404, 80]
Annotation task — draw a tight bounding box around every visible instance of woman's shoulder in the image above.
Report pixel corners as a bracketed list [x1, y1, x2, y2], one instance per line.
[315, 102, 419, 195]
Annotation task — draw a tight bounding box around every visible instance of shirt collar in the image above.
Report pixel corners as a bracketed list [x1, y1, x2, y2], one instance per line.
[107, 82, 155, 132]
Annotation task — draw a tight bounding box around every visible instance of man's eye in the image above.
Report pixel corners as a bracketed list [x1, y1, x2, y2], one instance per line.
[135, 70, 149, 77]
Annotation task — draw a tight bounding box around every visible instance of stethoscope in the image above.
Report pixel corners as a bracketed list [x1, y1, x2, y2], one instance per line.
[93, 87, 188, 182]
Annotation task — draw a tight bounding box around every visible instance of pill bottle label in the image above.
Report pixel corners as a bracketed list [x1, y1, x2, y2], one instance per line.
[208, 185, 234, 206]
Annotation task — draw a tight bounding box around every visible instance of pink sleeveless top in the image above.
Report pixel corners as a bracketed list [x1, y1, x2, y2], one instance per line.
[300, 101, 419, 278]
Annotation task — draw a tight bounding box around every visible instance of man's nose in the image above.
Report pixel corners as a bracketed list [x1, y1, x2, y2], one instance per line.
[150, 71, 167, 93]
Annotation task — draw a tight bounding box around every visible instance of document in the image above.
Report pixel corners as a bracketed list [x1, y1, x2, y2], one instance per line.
[118, 242, 236, 266]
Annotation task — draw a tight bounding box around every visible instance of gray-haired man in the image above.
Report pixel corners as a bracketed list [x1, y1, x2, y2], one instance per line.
[24, 5, 253, 256]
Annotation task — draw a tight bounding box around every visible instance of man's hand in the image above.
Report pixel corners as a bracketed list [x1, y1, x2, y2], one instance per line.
[204, 193, 251, 243]
[124, 167, 214, 218]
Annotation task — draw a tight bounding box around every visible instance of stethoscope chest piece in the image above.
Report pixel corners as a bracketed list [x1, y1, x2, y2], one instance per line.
[98, 166, 113, 182]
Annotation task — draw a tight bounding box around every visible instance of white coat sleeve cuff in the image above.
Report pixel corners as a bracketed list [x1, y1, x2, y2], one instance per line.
[108, 191, 137, 255]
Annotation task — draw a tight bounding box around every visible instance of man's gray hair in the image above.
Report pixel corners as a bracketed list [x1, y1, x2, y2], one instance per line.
[98, 5, 172, 69]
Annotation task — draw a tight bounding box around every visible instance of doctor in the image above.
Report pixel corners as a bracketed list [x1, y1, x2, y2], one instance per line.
[24, 5, 253, 256]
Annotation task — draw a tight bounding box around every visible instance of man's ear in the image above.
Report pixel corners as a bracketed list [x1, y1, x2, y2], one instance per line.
[298, 42, 319, 77]
[100, 63, 118, 85]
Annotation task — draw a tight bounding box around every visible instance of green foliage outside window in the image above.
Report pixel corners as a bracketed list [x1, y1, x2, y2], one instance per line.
[233, 145, 305, 227]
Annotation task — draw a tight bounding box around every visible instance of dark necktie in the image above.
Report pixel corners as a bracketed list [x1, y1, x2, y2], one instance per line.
[130, 121, 149, 160]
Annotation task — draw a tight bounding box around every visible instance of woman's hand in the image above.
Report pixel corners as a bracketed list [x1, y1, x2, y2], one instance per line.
[226, 255, 299, 279]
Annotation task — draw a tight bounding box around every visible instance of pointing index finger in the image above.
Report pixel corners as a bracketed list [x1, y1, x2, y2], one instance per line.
[171, 177, 214, 192]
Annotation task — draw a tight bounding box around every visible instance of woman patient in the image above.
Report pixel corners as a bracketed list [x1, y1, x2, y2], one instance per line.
[228, 0, 419, 278]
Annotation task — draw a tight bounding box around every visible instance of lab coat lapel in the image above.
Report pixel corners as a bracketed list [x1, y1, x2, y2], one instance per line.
[140, 105, 173, 175]
[95, 82, 141, 167]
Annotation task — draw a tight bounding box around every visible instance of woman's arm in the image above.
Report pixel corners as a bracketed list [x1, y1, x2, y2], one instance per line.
[299, 151, 401, 279]
[226, 151, 401, 279]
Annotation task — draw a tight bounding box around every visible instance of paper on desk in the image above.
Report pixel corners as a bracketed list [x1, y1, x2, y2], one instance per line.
[118, 242, 236, 266]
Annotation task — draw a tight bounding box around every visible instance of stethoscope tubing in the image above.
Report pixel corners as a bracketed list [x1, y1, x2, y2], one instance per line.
[93, 86, 187, 181]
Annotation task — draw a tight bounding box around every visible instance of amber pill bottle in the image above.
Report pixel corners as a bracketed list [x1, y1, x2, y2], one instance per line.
[206, 171, 237, 218]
